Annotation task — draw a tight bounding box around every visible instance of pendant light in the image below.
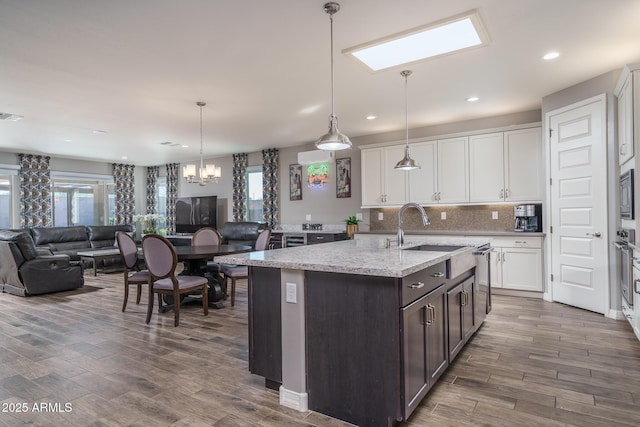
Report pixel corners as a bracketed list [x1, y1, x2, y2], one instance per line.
[395, 70, 420, 170]
[183, 101, 222, 186]
[316, 2, 352, 151]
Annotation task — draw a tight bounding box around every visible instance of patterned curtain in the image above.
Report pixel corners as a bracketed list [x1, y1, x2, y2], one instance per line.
[166, 163, 179, 234]
[262, 148, 279, 228]
[18, 154, 52, 228]
[232, 153, 248, 222]
[146, 166, 159, 214]
[112, 163, 136, 225]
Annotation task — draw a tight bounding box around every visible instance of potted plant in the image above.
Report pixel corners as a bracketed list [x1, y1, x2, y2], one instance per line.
[345, 215, 359, 239]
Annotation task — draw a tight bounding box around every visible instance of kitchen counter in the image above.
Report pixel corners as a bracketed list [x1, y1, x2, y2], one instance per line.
[357, 230, 546, 237]
[215, 236, 489, 278]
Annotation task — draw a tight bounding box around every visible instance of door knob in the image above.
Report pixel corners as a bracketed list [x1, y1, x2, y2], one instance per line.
[586, 232, 602, 238]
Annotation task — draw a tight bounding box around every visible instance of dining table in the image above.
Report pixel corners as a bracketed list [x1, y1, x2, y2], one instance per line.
[152, 243, 252, 310]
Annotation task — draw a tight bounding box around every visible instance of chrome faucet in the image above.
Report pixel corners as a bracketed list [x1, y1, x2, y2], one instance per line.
[397, 202, 430, 248]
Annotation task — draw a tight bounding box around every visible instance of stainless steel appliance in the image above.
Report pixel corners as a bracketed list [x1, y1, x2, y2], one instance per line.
[614, 228, 635, 308]
[473, 244, 493, 325]
[514, 204, 542, 232]
[620, 169, 634, 220]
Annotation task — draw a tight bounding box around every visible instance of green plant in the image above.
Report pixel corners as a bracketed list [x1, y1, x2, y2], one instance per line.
[346, 215, 359, 225]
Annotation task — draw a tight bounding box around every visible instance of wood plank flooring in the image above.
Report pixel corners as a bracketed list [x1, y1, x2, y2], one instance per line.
[1, 273, 639, 426]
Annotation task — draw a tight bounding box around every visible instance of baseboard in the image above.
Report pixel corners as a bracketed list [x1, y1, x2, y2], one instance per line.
[492, 288, 543, 299]
[279, 386, 308, 412]
[607, 309, 625, 320]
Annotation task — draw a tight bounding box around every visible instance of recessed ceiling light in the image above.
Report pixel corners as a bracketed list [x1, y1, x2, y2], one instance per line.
[92, 130, 107, 134]
[466, 96, 479, 102]
[121, 156, 128, 160]
[63, 139, 72, 142]
[366, 115, 377, 120]
[543, 51, 560, 60]
[182, 145, 189, 148]
[344, 10, 489, 72]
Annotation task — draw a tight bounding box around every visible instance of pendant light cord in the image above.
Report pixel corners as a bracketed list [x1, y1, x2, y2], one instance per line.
[199, 103, 204, 171]
[330, 12, 335, 118]
[405, 72, 409, 148]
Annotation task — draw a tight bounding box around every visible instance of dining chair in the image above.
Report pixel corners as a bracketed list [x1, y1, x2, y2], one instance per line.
[142, 234, 208, 326]
[191, 227, 223, 274]
[221, 228, 271, 306]
[115, 231, 149, 312]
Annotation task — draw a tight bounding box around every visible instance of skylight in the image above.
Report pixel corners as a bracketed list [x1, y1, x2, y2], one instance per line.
[344, 10, 489, 72]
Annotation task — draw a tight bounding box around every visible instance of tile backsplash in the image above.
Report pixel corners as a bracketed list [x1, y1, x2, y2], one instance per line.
[369, 204, 534, 233]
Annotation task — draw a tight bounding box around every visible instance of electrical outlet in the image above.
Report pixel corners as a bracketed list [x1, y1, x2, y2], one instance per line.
[441, 212, 446, 220]
[356, 213, 363, 221]
[378, 212, 384, 220]
[492, 211, 499, 220]
[305, 214, 311, 221]
[286, 282, 297, 304]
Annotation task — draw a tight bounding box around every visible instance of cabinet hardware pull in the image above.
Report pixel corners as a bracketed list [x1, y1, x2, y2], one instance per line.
[428, 304, 436, 325]
[635, 279, 640, 294]
[500, 189, 504, 199]
[515, 240, 527, 244]
[408, 282, 425, 289]
[502, 253, 506, 262]
[460, 290, 466, 306]
[505, 188, 510, 198]
[432, 272, 445, 278]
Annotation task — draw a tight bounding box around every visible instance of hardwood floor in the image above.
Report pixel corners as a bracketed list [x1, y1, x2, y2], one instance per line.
[1, 273, 639, 426]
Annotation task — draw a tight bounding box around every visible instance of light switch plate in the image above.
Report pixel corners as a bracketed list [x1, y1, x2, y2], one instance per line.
[441, 212, 446, 220]
[305, 214, 311, 221]
[356, 213, 363, 221]
[286, 282, 297, 304]
[492, 211, 499, 220]
[378, 212, 384, 220]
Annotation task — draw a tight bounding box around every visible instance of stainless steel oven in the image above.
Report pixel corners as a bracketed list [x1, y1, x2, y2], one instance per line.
[614, 228, 635, 307]
[620, 169, 634, 220]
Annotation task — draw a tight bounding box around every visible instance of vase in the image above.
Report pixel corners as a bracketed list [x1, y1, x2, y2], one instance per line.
[346, 224, 358, 239]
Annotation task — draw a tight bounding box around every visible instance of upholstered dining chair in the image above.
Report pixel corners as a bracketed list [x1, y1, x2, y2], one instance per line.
[191, 227, 223, 275]
[142, 234, 208, 327]
[220, 228, 271, 307]
[115, 231, 149, 312]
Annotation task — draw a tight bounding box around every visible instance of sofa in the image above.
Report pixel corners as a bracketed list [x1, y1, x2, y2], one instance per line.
[220, 221, 267, 248]
[0, 230, 84, 296]
[30, 224, 133, 268]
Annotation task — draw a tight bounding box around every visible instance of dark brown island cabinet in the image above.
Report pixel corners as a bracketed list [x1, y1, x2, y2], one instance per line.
[248, 255, 486, 427]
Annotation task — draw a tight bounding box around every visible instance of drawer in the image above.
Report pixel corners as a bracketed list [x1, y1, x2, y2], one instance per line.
[307, 233, 348, 244]
[401, 262, 447, 307]
[485, 236, 542, 249]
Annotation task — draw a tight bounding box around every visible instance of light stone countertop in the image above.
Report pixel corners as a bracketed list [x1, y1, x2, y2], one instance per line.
[214, 236, 489, 278]
[357, 230, 545, 237]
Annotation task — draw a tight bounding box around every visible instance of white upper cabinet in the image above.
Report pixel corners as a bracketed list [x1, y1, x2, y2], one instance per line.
[469, 127, 542, 203]
[408, 141, 438, 204]
[437, 137, 469, 204]
[616, 69, 635, 166]
[361, 146, 408, 207]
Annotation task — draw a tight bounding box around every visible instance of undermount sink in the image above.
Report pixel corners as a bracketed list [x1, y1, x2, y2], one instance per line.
[403, 244, 465, 252]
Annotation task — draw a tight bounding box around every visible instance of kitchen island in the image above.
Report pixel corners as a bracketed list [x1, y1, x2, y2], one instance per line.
[215, 236, 490, 427]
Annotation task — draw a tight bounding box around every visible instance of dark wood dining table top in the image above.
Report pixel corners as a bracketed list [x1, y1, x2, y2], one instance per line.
[172, 244, 252, 260]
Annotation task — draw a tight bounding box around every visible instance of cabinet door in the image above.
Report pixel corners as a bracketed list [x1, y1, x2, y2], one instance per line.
[501, 247, 543, 291]
[618, 75, 633, 165]
[402, 295, 429, 417]
[490, 248, 503, 288]
[384, 145, 409, 205]
[437, 137, 469, 203]
[505, 128, 543, 201]
[425, 285, 448, 385]
[447, 282, 464, 360]
[469, 132, 504, 202]
[408, 141, 438, 204]
[361, 148, 384, 206]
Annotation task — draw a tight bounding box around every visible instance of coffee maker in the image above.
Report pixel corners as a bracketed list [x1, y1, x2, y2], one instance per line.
[514, 204, 542, 232]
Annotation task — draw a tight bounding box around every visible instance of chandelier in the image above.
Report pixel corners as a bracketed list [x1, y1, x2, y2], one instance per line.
[183, 101, 221, 185]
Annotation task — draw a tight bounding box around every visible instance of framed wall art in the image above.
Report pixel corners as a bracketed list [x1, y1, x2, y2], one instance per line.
[336, 157, 351, 198]
[289, 163, 302, 201]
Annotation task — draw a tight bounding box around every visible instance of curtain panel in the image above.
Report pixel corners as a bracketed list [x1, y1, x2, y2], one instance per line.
[262, 148, 279, 228]
[18, 154, 52, 228]
[145, 166, 159, 214]
[232, 153, 248, 222]
[166, 163, 179, 234]
[112, 163, 136, 225]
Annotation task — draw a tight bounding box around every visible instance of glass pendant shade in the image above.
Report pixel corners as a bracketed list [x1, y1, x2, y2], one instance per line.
[184, 101, 222, 185]
[316, 115, 352, 150]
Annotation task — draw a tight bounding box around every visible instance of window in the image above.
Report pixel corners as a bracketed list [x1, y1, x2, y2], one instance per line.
[246, 166, 263, 222]
[0, 176, 11, 228]
[155, 177, 167, 229]
[52, 174, 115, 226]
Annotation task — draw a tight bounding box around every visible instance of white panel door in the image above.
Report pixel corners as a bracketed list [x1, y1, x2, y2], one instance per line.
[408, 141, 438, 204]
[505, 127, 543, 201]
[469, 132, 504, 202]
[384, 145, 409, 205]
[361, 148, 384, 206]
[437, 137, 469, 203]
[548, 96, 608, 314]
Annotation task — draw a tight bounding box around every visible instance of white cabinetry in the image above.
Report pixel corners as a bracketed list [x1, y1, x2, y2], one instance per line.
[361, 146, 408, 206]
[437, 137, 469, 204]
[408, 141, 437, 204]
[488, 236, 543, 292]
[616, 66, 637, 166]
[469, 128, 542, 203]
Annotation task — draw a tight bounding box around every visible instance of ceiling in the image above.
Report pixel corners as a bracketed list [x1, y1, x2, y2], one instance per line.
[1, 0, 639, 167]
